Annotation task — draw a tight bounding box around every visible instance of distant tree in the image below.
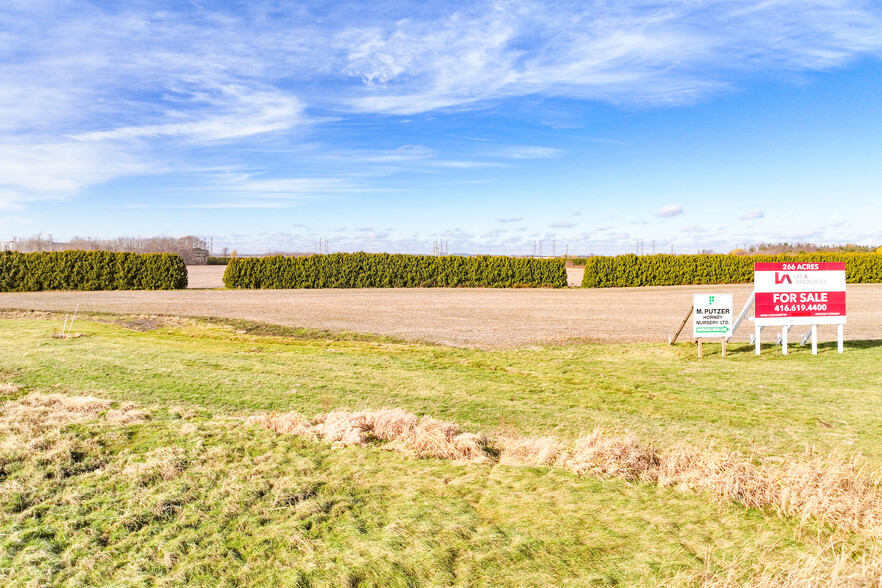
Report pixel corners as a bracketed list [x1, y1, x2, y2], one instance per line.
[6, 234, 210, 264]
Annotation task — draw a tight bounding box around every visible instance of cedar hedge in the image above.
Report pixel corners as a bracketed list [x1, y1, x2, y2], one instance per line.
[223, 253, 567, 289]
[581, 253, 882, 288]
[0, 250, 187, 292]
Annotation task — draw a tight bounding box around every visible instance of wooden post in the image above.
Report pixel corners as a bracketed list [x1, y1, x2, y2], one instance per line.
[698, 339, 703, 358]
[721, 337, 727, 357]
[669, 307, 693, 345]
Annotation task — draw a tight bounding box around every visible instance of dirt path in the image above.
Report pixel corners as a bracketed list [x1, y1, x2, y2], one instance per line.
[186, 266, 586, 289]
[186, 265, 226, 288]
[3, 284, 880, 348]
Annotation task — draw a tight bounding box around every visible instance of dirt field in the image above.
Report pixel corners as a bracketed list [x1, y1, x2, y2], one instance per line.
[3, 282, 880, 348]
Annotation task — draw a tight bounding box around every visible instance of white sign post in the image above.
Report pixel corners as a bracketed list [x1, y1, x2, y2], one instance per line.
[693, 294, 733, 357]
[750, 262, 846, 355]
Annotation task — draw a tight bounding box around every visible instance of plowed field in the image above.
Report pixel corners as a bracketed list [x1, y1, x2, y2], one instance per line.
[3, 283, 881, 348]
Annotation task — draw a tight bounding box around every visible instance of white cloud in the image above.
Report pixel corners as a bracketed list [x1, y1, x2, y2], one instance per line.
[657, 204, 684, 218]
[494, 146, 563, 159]
[549, 221, 576, 228]
[497, 217, 523, 223]
[739, 209, 765, 220]
[73, 88, 305, 144]
[338, 0, 882, 114]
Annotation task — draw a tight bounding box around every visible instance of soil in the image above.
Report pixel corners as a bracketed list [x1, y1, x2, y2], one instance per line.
[2, 282, 880, 349]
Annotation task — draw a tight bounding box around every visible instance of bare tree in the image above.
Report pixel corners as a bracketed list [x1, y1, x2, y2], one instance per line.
[5, 234, 210, 263]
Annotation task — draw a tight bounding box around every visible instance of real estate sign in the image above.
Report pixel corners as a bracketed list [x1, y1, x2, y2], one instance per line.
[754, 262, 846, 319]
[693, 294, 733, 338]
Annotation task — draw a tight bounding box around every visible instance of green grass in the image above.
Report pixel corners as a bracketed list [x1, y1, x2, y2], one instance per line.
[2, 314, 882, 586]
[4, 315, 881, 462]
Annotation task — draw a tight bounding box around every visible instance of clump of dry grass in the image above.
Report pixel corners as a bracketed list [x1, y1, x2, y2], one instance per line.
[0, 393, 150, 436]
[499, 436, 569, 467]
[407, 416, 490, 461]
[565, 428, 661, 481]
[248, 412, 313, 436]
[122, 447, 189, 486]
[251, 408, 491, 462]
[0, 382, 19, 395]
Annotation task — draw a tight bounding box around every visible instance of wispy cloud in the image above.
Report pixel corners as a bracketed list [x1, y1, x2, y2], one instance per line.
[657, 204, 684, 218]
[2, 0, 882, 243]
[739, 209, 765, 220]
[549, 221, 576, 228]
[73, 88, 305, 144]
[497, 217, 523, 223]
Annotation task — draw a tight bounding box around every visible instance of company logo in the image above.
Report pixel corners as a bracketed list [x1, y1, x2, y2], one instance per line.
[775, 272, 792, 284]
[708, 295, 715, 305]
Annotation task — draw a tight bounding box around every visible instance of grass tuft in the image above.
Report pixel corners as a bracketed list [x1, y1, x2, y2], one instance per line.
[0, 383, 18, 395]
[253, 408, 492, 462]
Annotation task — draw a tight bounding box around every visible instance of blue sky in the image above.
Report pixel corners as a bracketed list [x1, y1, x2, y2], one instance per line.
[2, 0, 881, 255]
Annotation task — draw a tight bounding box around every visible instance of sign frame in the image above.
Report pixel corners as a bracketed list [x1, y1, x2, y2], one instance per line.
[749, 262, 846, 355]
[692, 293, 733, 357]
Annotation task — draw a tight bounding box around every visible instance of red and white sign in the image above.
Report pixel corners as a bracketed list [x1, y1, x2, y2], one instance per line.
[754, 262, 846, 318]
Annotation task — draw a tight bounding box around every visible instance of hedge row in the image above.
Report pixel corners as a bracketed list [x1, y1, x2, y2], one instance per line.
[581, 253, 882, 288]
[223, 253, 567, 289]
[0, 250, 188, 292]
[206, 257, 231, 265]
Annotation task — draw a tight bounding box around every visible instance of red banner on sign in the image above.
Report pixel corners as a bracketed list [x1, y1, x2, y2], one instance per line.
[754, 262, 847, 319]
[755, 291, 846, 318]
[754, 262, 845, 272]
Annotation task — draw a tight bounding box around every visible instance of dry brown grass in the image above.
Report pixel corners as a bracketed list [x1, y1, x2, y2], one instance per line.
[250, 408, 492, 462]
[0, 382, 18, 395]
[503, 430, 882, 540]
[253, 408, 882, 539]
[0, 393, 153, 513]
[0, 393, 150, 436]
[660, 543, 882, 587]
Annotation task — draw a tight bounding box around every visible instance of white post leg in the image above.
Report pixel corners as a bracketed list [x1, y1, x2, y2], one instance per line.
[755, 325, 761, 355]
[782, 326, 789, 355]
[811, 324, 818, 355]
[838, 324, 844, 353]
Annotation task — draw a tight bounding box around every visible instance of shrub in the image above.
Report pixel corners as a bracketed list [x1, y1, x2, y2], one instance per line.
[206, 257, 231, 265]
[581, 253, 882, 288]
[223, 253, 567, 289]
[0, 250, 187, 292]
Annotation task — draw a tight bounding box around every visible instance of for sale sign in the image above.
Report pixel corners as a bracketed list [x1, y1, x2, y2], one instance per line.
[754, 262, 846, 319]
[693, 294, 733, 338]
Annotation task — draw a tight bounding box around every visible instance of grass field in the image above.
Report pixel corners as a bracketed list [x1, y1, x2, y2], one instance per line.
[2, 312, 882, 586]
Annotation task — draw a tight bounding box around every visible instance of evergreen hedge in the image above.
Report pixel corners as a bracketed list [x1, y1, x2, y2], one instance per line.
[581, 253, 882, 288]
[223, 253, 567, 289]
[0, 251, 188, 292]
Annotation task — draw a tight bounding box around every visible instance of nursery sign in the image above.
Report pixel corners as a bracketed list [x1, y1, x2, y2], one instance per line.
[693, 294, 733, 338]
[754, 262, 846, 319]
